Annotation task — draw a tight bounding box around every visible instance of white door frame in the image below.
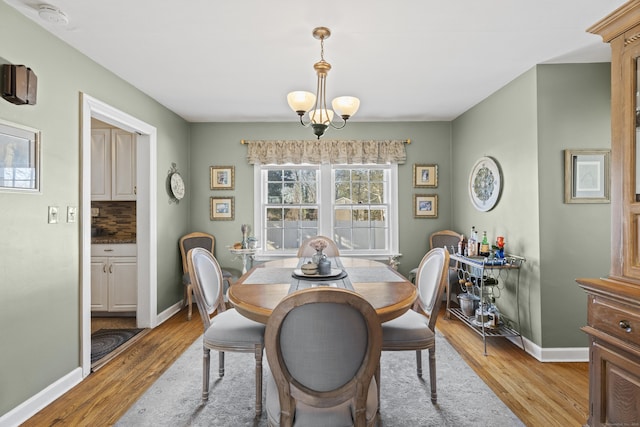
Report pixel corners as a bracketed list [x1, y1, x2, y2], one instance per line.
[80, 93, 158, 376]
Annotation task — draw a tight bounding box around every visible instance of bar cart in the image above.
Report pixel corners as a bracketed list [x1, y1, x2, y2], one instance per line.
[447, 253, 526, 355]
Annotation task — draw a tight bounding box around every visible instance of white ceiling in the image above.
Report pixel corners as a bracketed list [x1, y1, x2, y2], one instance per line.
[5, 0, 626, 123]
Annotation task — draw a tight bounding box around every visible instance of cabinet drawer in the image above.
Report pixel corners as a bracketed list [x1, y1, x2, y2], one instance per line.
[589, 295, 640, 345]
[91, 244, 137, 257]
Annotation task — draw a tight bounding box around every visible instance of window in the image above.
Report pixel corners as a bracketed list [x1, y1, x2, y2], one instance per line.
[254, 163, 398, 257]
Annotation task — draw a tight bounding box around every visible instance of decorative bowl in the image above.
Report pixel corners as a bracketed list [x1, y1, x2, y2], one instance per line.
[301, 262, 318, 275]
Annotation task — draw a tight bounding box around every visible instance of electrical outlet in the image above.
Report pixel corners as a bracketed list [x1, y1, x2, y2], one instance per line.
[48, 206, 59, 224]
[91, 207, 99, 217]
[67, 206, 77, 223]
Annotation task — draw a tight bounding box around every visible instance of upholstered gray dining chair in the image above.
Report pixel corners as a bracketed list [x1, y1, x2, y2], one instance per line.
[187, 247, 265, 416]
[377, 247, 450, 405]
[179, 231, 234, 320]
[296, 235, 341, 257]
[265, 287, 382, 427]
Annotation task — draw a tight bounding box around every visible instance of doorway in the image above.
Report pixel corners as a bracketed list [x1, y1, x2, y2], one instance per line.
[89, 119, 139, 368]
[80, 93, 158, 377]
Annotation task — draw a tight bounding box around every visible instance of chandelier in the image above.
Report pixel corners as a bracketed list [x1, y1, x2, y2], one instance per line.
[287, 27, 360, 139]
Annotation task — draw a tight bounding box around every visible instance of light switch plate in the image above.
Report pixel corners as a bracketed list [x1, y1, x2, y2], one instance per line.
[48, 206, 59, 224]
[67, 206, 77, 223]
[91, 207, 99, 217]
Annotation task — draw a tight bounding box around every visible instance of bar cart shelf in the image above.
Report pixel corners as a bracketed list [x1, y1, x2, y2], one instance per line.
[447, 253, 526, 355]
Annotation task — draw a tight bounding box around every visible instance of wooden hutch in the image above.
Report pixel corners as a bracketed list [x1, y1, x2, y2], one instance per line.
[578, 1, 640, 425]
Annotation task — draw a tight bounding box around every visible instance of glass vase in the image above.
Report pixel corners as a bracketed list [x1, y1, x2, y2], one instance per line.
[312, 249, 324, 264]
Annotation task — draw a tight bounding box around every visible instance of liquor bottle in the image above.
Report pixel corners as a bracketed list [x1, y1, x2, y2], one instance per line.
[472, 228, 479, 254]
[457, 234, 465, 255]
[480, 231, 490, 256]
[488, 298, 501, 328]
[468, 227, 477, 256]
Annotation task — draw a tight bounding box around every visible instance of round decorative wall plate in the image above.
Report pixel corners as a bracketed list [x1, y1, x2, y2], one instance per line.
[170, 172, 185, 200]
[468, 157, 501, 212]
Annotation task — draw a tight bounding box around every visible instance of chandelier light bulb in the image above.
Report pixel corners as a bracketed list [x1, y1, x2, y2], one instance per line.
[332, 96, 360, 119]
[287, 91, 316, 115]
[309, 109, 334, 125]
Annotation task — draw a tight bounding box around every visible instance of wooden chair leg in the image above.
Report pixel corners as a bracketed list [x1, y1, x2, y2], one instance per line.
[202, 347, 210, 401]
[219, 351, 225, 377]
[186, 284, 193, 321]
[428, 347, 437, 403]
[416, 350, 423, 378]
[255, 345, 263, 417]
[375, 363, 381, 414]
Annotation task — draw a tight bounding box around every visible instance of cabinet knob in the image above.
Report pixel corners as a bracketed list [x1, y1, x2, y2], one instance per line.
[619, 320, 632, 333]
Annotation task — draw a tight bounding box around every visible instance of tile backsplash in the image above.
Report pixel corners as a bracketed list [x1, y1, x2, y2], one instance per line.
[92, 201, 136, 238]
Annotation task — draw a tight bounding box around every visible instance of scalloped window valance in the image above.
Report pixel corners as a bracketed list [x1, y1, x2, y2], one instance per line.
[244, 139, 407, 165]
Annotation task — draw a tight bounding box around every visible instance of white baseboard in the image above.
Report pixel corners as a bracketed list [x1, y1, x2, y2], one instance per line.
[157, 300, 184, 325]
[1, 301, 185, 427]
[507, 336, 589, 362]
[0, 368, 82, 427]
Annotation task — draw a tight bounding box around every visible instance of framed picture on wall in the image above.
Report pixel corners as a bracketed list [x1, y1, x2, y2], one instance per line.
[210, 166, 235, 190]
[413, 164, 438, 188]
[210, 196, 234, 220]
[414, 194, 438, 218]
[0, 119, 41, 192]
[564, 149, 610, 204]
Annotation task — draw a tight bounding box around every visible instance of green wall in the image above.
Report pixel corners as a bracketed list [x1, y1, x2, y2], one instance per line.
[189, 122, 454, 278]
[451, 63, 611, 348]
[536, 63, 611, 347]
[0, 2, 190, 416]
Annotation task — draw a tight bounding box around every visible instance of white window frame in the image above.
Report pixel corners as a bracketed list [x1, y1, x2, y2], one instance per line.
[253, 163, 398, 260]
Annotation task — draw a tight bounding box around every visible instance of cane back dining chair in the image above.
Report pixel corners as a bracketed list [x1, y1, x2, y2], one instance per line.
[296, 235, 341, 258]
[186, 247, 265, 416]
[429, 230, 462, 303]
[377, 247, 450, 405]
[179, 231, 234, 320]
[265, 287, 382, 427]
[409, 230, 461, 303]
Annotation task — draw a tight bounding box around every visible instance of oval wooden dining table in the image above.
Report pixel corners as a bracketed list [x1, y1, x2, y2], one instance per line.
[228, 257, 417, 324]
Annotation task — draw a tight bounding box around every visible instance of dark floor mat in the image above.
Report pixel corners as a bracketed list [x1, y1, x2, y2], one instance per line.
[91, 328, 144, 363]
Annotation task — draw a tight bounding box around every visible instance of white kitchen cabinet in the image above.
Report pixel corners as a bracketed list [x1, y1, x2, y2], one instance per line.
[91, 129, 136, 201]
[90, 256, 109, 311]
[91, 244, 137, 312]
[91, 129, 110, 200]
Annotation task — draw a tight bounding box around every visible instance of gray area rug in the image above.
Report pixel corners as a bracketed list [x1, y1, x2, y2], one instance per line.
[117, 333, 523, 426]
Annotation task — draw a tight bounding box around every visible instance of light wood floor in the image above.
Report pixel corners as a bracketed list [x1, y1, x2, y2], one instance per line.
[436, 310, 589, 427]
[22, 307, 588, 427]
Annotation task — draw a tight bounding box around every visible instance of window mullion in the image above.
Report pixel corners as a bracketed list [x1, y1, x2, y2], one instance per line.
[254, 165, 265, 251]
[388, 165, 399, 254]
[319, 164, 333, 236]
